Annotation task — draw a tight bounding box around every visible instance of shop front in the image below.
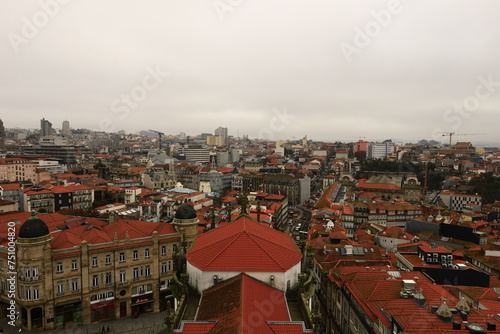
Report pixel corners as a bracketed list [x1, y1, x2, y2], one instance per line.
[90, 291, 115, 323]
[131, 294, 154, 316]
[131, 284, 154, 316]
[54, 301, 82, 329]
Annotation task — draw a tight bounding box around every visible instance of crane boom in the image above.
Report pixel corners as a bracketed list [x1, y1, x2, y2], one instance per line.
[149, 129, 165, 151]
[438, 132, 485, 156]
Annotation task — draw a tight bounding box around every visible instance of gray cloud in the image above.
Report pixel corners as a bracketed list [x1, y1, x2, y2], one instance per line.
[1, 0, 499, 144]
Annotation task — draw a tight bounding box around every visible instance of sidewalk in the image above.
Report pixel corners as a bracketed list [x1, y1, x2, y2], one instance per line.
[0, 311, 168, 334]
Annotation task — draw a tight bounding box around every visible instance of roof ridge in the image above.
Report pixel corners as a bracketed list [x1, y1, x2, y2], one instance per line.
[365, 281, 380, 301]
[200, 231, 244, 270]
[246, 232, 286, 271]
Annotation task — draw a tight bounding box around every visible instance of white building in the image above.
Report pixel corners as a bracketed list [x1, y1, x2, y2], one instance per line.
[186, 215, 302, 294]
[368, 142, 394, 159]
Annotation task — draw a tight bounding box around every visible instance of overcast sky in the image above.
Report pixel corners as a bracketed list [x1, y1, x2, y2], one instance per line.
[1, 1, 499, 144]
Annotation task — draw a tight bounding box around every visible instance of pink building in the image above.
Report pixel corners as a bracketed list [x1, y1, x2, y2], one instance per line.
[352, 140, 369, 154]
[0, 158, 36, 182]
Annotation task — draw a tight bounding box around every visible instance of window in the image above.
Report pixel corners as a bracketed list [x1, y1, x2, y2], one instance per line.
[32, 266, 39, 280]
[133, 250, 138, 261]
[92, 256, 98, 267]
[161, 245, 167, 256]
[133, 267, 139, 280]
[161, 262, 167, 274]
[105, 254, 111, 265]
[56, 262, 63, 274]
[144, 265, 151, 277]
[144, 248, 150, 259]
[56, 281, 64, 295]
[71, 260, 78, 271]
[119, 270, 126, 283]
[119, 253, 125, 263]
[167, 260, 173, 272]
[105, 272, 112, 285]
[24, 266, 31, 278]
[160, 279, 171, 290]
[92, 275, 99, 288]
[71, 279, 79, 292]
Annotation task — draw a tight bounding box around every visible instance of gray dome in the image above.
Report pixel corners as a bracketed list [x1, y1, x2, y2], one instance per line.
[175, 203, 197, 220]
[19, 213, 49, 239]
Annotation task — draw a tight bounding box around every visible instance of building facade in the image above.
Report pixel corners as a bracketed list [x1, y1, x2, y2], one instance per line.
[0, 208, 198, 331]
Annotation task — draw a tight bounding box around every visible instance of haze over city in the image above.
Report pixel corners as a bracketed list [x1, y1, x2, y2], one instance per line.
[1, 1, 500, 144]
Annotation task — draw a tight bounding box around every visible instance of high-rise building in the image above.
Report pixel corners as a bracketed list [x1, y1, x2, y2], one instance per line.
[40, 118, 52, 137]
[214, 126, 228, 145]
[62, 120, 70, 135]
[0, 118, 5, 151]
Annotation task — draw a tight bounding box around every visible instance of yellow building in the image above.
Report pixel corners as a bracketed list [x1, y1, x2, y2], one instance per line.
[0, 205, 198, 331]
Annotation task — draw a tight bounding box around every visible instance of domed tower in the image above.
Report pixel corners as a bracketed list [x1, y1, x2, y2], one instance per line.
[16, 212, 54, 331]
[173, 202, 199, 248]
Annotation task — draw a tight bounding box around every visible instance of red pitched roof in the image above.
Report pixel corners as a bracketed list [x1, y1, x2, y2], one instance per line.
[187, 216, 302, 272]
[0, 183, 22, 190]
[194, 274, 291, 334]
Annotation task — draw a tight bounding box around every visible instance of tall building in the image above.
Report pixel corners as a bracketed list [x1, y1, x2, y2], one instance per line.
[0, 118, 5, 151]
[214, 126, 228, 145]
[40, 118, 52, 137]
[62, 120, 70, 135]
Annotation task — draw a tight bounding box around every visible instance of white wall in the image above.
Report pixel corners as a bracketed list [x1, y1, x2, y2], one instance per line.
[187, 261, 301, 294]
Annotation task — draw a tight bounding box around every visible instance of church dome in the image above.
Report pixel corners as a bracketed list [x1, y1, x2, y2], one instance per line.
[175, 203, 197, 220]
[19, 213, 49, 239]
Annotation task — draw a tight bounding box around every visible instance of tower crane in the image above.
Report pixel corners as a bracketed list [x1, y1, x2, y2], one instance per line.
[438, 132, 484, 155]
[149, 129, 165, 151]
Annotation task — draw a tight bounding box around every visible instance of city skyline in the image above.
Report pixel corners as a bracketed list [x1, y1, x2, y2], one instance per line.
[1, 1, 500, 144]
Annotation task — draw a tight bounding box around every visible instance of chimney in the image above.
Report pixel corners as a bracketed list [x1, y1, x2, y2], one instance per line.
[487, 322, 496, 331]
[452, 321, 461, 330]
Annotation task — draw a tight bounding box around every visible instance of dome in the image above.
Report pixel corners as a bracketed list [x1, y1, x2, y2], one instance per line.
[175, 203, 197, 220]
[19, 213, 49, 239]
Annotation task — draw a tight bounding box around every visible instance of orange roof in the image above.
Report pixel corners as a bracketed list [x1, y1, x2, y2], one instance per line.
[186, 215, 302, 272]
[193, 274, 291, 333]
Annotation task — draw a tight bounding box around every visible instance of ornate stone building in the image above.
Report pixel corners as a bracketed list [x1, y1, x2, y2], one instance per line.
[0, 205, 199, 331]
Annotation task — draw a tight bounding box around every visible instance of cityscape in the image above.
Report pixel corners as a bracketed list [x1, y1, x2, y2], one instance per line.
[2, 1, 500, 333]
[0, 119, 499, 333]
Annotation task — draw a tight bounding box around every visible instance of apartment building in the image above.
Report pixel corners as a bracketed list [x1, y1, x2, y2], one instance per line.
[0, 158, 36, 182]
[0, 205, 198, 331]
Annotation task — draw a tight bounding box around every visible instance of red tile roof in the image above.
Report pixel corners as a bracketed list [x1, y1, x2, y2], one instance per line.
[194, 274, 291, 334]
[187, 215, 302, 272]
